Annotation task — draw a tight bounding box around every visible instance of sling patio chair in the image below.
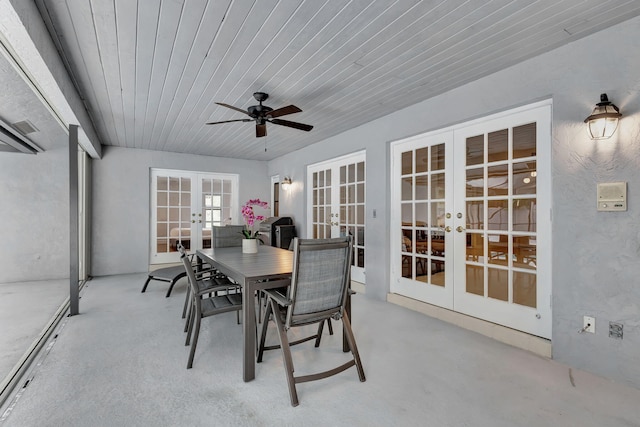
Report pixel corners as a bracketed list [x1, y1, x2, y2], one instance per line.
[257, 236, 366, 406]
[180, 246, 243, 369]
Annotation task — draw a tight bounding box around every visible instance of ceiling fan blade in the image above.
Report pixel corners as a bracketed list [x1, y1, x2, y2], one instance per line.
[215, 102, 250, 116]
[256, 123, 267, 138]
[270, 118, 313, 132]
[206, 118, 252, 125]
[267, 105, 302, 118]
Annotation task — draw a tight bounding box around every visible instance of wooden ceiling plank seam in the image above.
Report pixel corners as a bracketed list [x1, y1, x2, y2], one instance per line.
[269, 0, 427, 100]
[114, 0, 138, 148]
[349, 0, 450, 69]
[385, 0, 625, 96]
[282, 0, 448, 110]
[315, 2, 619, 135]
[62, 0, 119, 146]
[161, 0, 258, 149]
[429, 2, 640, 93]
[148, 0, 210, 148]
[259, 0, 378, 100]
[90, 0, 127, 148]
[288, 0, 437, 100]
[299, 0, 557, 122]
[384, 0, 560, 79]
[140, 0, 185, 150]
[234, 0, 362, 105]
[139, 0, 175, 150]
[189, 0, 312, 152]
[155, 0, 231, 151]
[270, 0, 490, 115]
[133, 0, 161, 148]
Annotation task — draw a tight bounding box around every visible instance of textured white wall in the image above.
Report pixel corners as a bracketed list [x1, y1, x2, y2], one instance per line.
[91, 146, 269, 276]
[269, 17, 640, 388]
[0, 147, 69, 282]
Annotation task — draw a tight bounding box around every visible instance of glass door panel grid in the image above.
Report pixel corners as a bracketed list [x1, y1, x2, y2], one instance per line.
[312, 169, 332, 239]
[156, 175, 191, 253]
[339, 162, 365, 268]
[465, 123, 537, 308]
[400, 145, 446, 286]
[201, 178, 233, 249]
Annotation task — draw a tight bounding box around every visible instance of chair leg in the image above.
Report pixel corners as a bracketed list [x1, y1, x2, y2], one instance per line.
[341, 312, 366, 382]
[270, 300, 299, 407]
[187, 314, 201, 369]
[141, 276, 152, 293]
[257, 299, 273, 363]
[327, 319, 334, 335]
[314, 321, 325, 348]
[185, 306, 195, 345]
[166, 272, 185, 297]
[182, 286, 191, 321]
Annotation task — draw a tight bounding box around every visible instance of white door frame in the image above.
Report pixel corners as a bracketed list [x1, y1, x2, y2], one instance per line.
[390, 100, 552, 338]
[150, 168, 238, 264]
[307, 150, 366, 283]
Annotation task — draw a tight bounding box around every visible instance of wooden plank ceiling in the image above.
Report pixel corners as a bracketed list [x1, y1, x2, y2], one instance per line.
[35, 0, 640, 160]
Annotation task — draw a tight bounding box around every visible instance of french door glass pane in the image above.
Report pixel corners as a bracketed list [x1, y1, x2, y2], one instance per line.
[398, 148, 445, 286]
[463, 122, 538, 309]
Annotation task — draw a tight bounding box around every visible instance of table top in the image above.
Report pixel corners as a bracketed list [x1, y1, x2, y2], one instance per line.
[197, 245, 293, 283]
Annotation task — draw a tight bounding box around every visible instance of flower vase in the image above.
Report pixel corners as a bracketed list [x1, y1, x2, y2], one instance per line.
[242, 238, 258, 254]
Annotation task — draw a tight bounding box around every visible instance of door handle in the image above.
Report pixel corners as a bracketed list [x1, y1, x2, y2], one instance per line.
[456, 226, 465, 233]
[444, 226, 452, 233]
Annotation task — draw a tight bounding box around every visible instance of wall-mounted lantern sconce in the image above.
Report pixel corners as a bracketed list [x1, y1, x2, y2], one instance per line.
[281, 176, 292, 190]
[584, 93, 621, 140]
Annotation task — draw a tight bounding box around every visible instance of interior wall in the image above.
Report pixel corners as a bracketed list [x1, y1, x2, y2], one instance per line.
[0, 147, 69, 282]
[269, 16, 640, 389]
[91, 146, 269, 276]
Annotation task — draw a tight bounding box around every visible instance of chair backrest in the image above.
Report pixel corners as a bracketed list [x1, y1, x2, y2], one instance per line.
[178, 245, 199, 295]
[212, 225, 245, 248]
[286, 236, 353, 328]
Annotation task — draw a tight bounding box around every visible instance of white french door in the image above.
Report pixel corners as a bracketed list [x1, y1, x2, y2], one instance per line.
[307, 151, 366, 283]
[150, 169, 238, 264]
[391, 101, 551, 338]
[391, 131, 455, 309]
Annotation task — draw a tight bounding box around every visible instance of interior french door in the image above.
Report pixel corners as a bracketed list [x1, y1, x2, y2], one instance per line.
[151, 169, 238, 264]
[307, 151, 366, 283]
[391, 101, 551, 338]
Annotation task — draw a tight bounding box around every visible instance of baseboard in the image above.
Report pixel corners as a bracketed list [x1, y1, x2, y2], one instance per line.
[387, 293, 552, 358]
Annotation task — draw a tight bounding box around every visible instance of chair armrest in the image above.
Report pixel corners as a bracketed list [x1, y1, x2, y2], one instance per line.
[263, 289, 291, 307]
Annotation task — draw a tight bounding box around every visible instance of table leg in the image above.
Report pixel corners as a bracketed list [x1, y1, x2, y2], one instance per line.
[343, 291, 351, 352]
[242, 280, 256, 382]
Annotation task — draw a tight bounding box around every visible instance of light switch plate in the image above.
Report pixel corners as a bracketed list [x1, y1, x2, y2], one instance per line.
[597, 182, 627, 211]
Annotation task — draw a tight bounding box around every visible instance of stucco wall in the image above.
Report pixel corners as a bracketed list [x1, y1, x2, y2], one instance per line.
[268, 17, 640, 389]
[91, 146, 269, 276]
[0, 147, 69, 282]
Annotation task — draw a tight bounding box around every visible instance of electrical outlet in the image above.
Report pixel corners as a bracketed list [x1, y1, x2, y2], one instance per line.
[609, 322, 623, 339]
[583, 316, 595, 333]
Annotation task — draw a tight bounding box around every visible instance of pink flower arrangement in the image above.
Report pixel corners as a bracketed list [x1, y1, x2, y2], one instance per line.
[241, 198, 269, 239]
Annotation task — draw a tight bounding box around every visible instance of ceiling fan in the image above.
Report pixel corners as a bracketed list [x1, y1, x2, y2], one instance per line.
[207, 92, 313, 138]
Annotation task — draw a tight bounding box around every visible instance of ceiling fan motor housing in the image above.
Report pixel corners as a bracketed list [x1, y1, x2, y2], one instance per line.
[248, 105, 273, 118]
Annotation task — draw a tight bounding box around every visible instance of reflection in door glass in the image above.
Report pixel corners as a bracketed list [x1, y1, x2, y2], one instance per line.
[463, 121, 538, 310]
[399, 147, 446, 286]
